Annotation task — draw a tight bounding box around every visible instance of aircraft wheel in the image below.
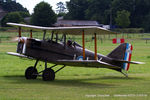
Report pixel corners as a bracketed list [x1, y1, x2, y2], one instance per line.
[42, 68, 55, 81]
[25, 66, 38, 79]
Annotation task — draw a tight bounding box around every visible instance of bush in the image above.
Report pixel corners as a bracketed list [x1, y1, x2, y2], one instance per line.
[1, 12, 24, 27]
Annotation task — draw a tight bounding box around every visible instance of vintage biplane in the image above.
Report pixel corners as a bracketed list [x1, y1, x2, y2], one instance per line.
[7, 23, 143, 81]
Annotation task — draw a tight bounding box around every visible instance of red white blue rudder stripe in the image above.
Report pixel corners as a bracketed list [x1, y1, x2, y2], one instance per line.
[123, 43, 133, 71]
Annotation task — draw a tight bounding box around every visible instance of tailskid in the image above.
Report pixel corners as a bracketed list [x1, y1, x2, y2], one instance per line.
[121, 70, 128, 77]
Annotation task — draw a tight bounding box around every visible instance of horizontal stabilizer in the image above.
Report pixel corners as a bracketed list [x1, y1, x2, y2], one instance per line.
[114, 59, 145, 64]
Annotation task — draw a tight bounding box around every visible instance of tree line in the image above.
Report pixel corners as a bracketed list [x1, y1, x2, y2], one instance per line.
[0, 0, 30, 26]
[0, 1, 56, 27]
[65, 0, 150, 31]
[0, 0, 28, 12]
[0, 0, 150, 32]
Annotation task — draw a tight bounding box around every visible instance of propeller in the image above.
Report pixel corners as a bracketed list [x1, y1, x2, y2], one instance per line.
[10, 37, 26, 43]
[11, 36, 19, 42]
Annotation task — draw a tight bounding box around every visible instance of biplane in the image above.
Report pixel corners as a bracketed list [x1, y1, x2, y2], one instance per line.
[7, 23, 143, 81]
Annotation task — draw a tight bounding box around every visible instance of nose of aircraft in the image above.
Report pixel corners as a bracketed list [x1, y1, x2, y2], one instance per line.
[11, 36, 19, 42]
[11, 37, 27, 43]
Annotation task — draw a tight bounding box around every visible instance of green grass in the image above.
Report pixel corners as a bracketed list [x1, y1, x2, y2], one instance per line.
[0, 32, 150, 100]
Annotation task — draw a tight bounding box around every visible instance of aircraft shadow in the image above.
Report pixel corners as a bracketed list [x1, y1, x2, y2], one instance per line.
[100, 76, 142, 80]
[2, 75, 142, 89]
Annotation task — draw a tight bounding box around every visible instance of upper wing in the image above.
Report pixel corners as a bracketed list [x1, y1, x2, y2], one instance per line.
[54, 60, 121, 69]
[7, 23, 117, 35]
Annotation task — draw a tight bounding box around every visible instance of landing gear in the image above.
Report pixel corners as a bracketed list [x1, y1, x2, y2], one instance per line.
[25, 66, 38, 79]
[42, 68, 55, 81]
[25, 60, 65, 81]
[25, 60, 39, 80]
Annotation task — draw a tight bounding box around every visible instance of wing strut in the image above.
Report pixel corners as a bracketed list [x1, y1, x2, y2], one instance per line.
[30, 30, 32, 38]
[43, 30, 46, 40]
[94, 33, 97, 60]
[82, 30, 85, 60]
[18, 27, 21, 37]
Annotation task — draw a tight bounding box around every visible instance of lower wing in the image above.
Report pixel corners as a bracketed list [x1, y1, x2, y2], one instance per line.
[54, 60, 121, 69]
[7, 52, 119, 69]
[7, 52, 143, 70]
[7, 52, 33, 59]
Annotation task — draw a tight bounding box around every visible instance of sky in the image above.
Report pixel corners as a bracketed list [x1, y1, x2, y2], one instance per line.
[16, 0, 70, 14]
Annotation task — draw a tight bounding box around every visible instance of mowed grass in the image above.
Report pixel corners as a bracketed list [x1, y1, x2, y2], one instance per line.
[0, 32, 150, 100]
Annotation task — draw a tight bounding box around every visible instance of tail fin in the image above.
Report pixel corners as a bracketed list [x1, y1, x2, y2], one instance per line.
[107, 43, 133, 71]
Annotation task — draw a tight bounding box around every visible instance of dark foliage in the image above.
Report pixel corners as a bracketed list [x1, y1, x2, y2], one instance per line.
[65, 0, 150, 31]
[1, 1, 28, 12]
[31, 1, 57, 27]
[1, 12, 24, 27]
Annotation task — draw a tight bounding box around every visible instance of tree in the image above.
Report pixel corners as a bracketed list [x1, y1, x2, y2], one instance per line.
[142, 13, 150, 32]
[112, 0, 150, 28]
[112, 0, 134, 13]
[1, 0, 28, 12]
[0, 0, 30, 25]
[131, 0, 150, 27]
[64, 0, 150, 31]
[19, 11, 30, 18]
[115, 10, 131, 28]
[111, 0, 134, 26]
[56, 2, 67, 14]
[1, 12, 23, 27]
[85, 0, 112, 24]
[31, 2, 57, 27]
[65, 0, 89, 20]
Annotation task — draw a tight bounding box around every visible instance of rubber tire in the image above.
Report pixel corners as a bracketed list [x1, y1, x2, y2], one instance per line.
[42, 68, 55, 81]
[25, 66, 38, 79]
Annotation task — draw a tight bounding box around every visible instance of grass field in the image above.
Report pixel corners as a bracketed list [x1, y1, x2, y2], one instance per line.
[0, 32, 150, 100]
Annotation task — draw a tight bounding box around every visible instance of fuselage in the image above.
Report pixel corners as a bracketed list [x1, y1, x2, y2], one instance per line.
[17, 38, 114, 66]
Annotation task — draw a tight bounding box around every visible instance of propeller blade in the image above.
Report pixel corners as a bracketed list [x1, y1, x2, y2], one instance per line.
[11, 37, 19, 42]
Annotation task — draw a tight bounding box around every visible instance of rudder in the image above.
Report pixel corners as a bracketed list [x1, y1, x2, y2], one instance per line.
[107, 43, 133, 71]
[122, 43, 133, 71]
